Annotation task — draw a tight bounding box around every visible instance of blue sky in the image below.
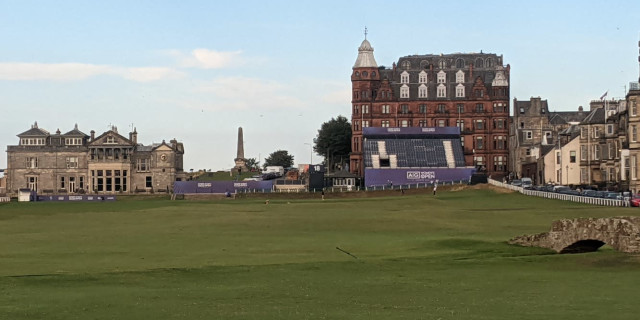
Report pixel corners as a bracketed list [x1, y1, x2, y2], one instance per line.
[1, 0, 639, 171]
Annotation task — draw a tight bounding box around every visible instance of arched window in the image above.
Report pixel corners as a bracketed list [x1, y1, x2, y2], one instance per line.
[400, 71, 409, 84]
[475, 58, 483, 68]
[419, 84, 428, 98]
[402, 60, 411, 70]
[419, 71, 427, 84]
[438, 60, 446, 69]
[362, 71, 368, 77]
[420, 60, 429, 69]
[486, 58, 493, 68]
[371, 71, 376, 77]
[456, 70, 465, 83]
[456, 58, 464, 68]
[437, 84, 446, 98]
[355, 71, 360, 76]
[400, 84, 409, 99]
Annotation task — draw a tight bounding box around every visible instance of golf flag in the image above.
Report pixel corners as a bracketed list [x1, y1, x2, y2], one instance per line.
[600, 91, 608, 100]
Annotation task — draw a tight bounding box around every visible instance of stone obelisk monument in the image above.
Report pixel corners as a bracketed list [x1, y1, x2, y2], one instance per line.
[233, 127, 248, 173]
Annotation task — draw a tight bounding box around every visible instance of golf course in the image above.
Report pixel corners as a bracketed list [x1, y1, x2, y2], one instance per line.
[1, 185, 640, 319]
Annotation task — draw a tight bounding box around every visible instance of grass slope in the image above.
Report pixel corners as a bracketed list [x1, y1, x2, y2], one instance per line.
[1, 186, 640, 319]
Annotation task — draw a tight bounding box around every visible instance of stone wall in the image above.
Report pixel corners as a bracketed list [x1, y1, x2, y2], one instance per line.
[510, 217, 640, 253]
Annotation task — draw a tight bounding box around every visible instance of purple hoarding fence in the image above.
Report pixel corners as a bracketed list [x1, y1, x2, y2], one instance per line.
[173, 180, 275, 194]
[36, 195, 116, 202]
[364, 168, 475, 188]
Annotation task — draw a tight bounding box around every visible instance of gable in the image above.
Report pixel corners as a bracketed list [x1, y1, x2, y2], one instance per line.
[88, 130, 134, 147]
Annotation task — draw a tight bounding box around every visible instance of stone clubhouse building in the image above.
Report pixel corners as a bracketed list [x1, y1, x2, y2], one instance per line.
[4, 122, 185, 196]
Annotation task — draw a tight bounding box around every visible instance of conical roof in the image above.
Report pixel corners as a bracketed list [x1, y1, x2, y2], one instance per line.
[353, 39, 378, 68]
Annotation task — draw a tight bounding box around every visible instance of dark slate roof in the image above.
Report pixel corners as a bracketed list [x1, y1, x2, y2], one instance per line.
[17, 123, 49, 137]
[580, 108, 605, 125]
[541, 145, 556, 157]
[515, 99, 549, 115]
[549, 111, 587, 124]
[63, 127, 88, 137]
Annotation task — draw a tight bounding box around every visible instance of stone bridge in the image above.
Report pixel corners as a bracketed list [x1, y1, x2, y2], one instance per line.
[510, 217, 640, 253]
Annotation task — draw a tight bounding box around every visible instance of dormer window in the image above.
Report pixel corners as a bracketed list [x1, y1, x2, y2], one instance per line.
[437, 84, 446, 98]
[456, 70, 465, 83]
[438, 60, 446, 69]
[400, 84, 409, 99]
[456, 84, 465, 98]
[437, 71, 446, 83]
[418, 71, 427, 84]
[456, 58, 464, 68]
[20, 138, 46, 146]
[400, 71, 409, 84]
[418, 84, 428, 98]
[106, 136, 116, 144]
[401, 60, 411, 70]
[65, 138, 82, 145]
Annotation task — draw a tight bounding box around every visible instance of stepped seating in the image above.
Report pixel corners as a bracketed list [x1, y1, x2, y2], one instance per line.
[364, 137, 467, 169]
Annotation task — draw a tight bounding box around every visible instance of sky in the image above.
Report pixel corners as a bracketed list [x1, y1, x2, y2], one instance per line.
[1, 0, 639, 172]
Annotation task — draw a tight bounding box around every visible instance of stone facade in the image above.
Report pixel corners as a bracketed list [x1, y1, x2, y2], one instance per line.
[510, 217, 640, 253]
[5, 123, 185, 196]
[349, 37, 510, 178]
[627, 82, 640, 193]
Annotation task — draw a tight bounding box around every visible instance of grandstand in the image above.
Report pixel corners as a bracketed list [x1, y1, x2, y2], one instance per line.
[362, 127, 475, 186]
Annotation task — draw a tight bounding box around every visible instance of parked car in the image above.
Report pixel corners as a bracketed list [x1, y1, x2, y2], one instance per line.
[630, 195, 640, 207]
[581, 189, 598, 197]
[511, 179, 522, 187]
[521, 178, 533, 189]
[605, 192, 622, 200]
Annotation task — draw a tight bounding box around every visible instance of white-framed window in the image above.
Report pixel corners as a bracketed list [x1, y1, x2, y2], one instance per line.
[437, 119, 446, 127]
[419, 71, 427, 84]
[25, 157, 38, 168]
[581, 145, 587, 161]
[556, 151, 561, 164]
[362, 105, 369, 114]
[632, 101, 637, 116]
[456, 70, 464, 83]
[66, 156, 79, 168]
[607, 124, 614, 135]
[418, 120, 427, 127]
[382, 105, 390, 114]
[474, 156, 484, 166]
[437, 84, 446, 98]
[400, 85, 409, 99]
[136, 158, 150, 172]
[438, 60, 446, 69]
[400, 120, 409, 127]
[381, 120, 390, 128]
[525, 148, 531, 156]
[401, 60, 411, 70]
[592, 127, 600, 138]
[400, 71, 409, 84]
[106, 136, 116, 144]
[494, 136, 506, 149]
[456, 119, 464, 130]
[27, 176, 38, 191]
[593, 145, 600, 160]
[456, 84, 465, 98]
[524, 130, 532, 140]
[581, 127, 587, 139]
[362, 120, 369, 127]
[474, 119, 484, 130]
[20, 138, 46, 146]
[476, 136, 484, 149]
[437, 71, 446, 83]
[570, 151, 576, 163]
[418, 84, 428, 98]
[494, 156, 505, 172]
[65, 138, 82, 145]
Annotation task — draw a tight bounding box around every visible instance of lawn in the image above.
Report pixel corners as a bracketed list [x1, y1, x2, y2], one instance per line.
[1, 186, 640, 319]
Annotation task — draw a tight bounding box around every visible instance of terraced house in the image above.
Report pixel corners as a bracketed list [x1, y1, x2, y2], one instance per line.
[5, 122, 185, 196]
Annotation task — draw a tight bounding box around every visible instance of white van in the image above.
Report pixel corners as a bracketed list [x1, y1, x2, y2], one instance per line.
[521, 177, 533, 189]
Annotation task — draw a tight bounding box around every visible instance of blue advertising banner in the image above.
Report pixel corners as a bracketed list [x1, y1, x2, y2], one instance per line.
[363, 127, 460, 137]
[36, 195, 117, 202]
[364, 168, 475, 187]
[173, 180, 274, 194]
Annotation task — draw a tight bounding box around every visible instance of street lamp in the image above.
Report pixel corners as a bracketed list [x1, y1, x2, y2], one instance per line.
[304, 143, 313, 165]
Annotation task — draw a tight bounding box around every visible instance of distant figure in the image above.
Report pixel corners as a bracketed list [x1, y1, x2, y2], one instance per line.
[265, 199, 270, 205]
[225, 190, 231, 198]
[321, 190, 325, 201]
[433, 180, 438, 196]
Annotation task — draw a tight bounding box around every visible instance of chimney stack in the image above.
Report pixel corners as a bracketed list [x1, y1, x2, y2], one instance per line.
[90, 130, 95, 141]
[131, 127, 138, 145]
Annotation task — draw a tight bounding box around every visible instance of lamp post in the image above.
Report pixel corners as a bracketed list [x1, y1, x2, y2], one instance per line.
[304, 143, 313, 165]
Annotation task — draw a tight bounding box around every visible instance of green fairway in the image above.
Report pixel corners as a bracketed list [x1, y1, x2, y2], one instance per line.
[1, 186, 640, 319]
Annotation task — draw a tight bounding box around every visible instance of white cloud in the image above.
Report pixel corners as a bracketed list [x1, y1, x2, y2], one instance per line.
[169, 49, 244, 69]
[0, 62, 183, 82]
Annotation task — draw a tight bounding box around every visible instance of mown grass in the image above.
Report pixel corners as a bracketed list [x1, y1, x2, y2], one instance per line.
[1, 186, 640, 319]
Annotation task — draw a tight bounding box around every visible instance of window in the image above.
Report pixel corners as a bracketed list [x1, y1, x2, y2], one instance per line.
[609, 167, 616, 182]
[438, 60, 446, 69]
[525, 131, 532, 140]
[456, 84, 465, 97]
[106, 136, 116, 144]
[581, 168, 588, 183]
[456, 70, 464, 83]
[474, 120, 484, 130]
[400, 120, 409, 127]
[362, 120, 369, 127]
[581, 145, 587, 160]
[608, 142, 616, 159]
[66, 156, 78, 168]
[437, 119, 446, 127]
[437, 84, 446, 98]
[475, 89, 484, 98]
[418, 120, 427, 127]
[494, 119, 505, 129]
[437, 71, 446, 83]
[382, 105, 390, 114]
[581, 127, 587, 139]
[437, 104, 446, 113]
[400, 71, 409, 84]
[494, 136, 505, 149]
[401, 60, 411, 69]
[475, 103, 484, 113]
[400, 85, 409, 99]
[25, 157, 38, 168]
[633, 155, 638, 180]
[556, 152, 561, 164]
[27, 176, 38, 191]
[570, 151, 576, 163]
[21, 138, 45, 146]
[456, 120, 464, 131]
[457, 104, 464, 114]
[362, 71, 368, 77]
[592, 127, 600, 138]
[354, 105, 359, 114]
[519, 107, 525, 114]
[362, 105, 369, 114]
[525, 148, 531, 156]
[137, 158, 150, 172]
[419, 104, 427, 114]
[474, 156, 484, 166]
[146, 176, 153, 188]
[381, 120, 390, 128]
[486, 58, 493, 67]
[419, 71, 427, 83]
[418, 84, 428, 98]
[65, 138, 82, 145]
[520, 121, 524, 129]
[632, 125, 637, 142]
[400, 104, 409, 114]
[476, 136, 484, 149]
[593, 145, 600, 160]
[60, 176, 65, 189]
[475, 58, 483, 68]
[494, 156, 505, 172]
[632, 101, 637, 116]
[456, 59, 464, 69]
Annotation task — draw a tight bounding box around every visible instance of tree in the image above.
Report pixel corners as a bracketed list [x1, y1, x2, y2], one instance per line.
[263, 150, 294, 169]
[314, 115, 352, 172]
[245, 157, 260, 172]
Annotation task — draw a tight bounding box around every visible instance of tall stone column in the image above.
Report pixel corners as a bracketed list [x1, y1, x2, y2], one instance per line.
[233, 127, 248, 173]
